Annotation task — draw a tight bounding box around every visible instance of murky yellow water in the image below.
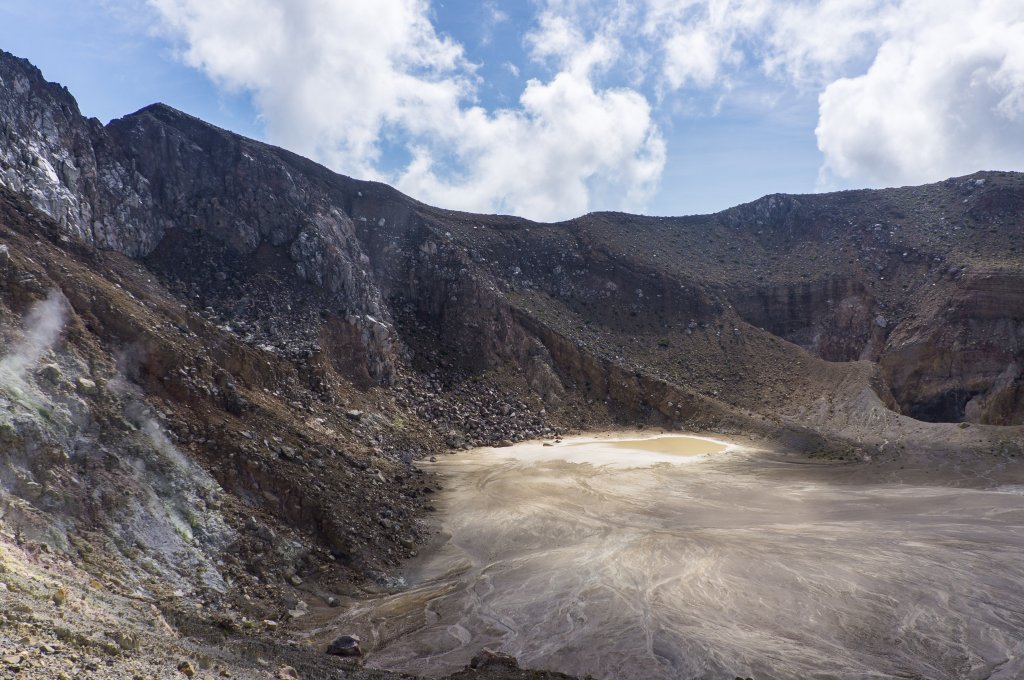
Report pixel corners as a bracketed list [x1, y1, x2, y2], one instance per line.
[597, 435, 728, 455]
[496, 433, 728, 468]
[316, 434, 1024, 679]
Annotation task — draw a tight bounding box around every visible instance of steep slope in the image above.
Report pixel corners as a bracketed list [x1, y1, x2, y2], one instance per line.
[1, 47, 1023, 677]
[3, 49, 1022, 436]
[0, 185, 572, 679]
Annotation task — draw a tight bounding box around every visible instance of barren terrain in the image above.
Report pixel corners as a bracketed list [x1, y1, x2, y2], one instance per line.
[0, 48, 1022, 678]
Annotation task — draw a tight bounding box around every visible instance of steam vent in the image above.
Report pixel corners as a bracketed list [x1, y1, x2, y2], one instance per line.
[1, 7, 1023, 677]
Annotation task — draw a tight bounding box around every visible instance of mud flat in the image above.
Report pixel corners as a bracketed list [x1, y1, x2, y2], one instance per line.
[315, 433, 1024, 680]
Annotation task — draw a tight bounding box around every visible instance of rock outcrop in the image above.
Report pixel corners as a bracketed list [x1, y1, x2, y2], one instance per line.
[0, 46, 1022, 679]
[2, 48, 1022, 430]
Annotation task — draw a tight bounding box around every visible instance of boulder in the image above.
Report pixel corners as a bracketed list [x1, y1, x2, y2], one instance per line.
[37, 363, 62, 383]
[286, 599, 308, 620]
[75, 377, 98, 396]
[326, 634, 361, 657]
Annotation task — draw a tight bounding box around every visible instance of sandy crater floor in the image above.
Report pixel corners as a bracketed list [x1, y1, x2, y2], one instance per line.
[313, 433, 1024, 680]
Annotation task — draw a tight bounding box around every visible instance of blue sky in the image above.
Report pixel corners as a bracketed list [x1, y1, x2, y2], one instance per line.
[0, 2, 259, 137]
[1, 1, 1021, 221]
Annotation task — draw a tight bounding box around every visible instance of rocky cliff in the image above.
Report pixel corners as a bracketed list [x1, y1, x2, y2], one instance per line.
[3, 49, 1023, 432]
[1, 48, 1023, 678]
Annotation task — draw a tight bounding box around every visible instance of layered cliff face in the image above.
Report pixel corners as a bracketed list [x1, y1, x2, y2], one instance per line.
[1, 46, 1023, 677]
[714, 185, 1024, 425]
[2, 47, 1023, 437]
[881, 270, 1024, 424]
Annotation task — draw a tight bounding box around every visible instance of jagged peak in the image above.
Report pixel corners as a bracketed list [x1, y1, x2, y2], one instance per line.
[0, 48, 45, 79]
[0, 48, 82, 117]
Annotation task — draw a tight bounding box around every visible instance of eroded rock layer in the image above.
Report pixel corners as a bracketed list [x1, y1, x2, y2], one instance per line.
[0, 48, 1022, 678]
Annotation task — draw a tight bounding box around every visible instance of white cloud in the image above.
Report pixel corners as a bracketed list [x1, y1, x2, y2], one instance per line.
[149, 0, 467, 179]
[662, 25, 728, 89]
[638, 0, 888, 91]
[640, 0, 768, 92]
[485, 1, 508, 25]
[398, 68, 665, 218]
[816, 0, 1024, 186]
[554, 0, 1024, 188]
[527, 11, 592, 65]
[479, 1, 509, 46]
[148, 0, 1024, 215]
[761, 0, 894, 84]
[148, 0, 664, 221]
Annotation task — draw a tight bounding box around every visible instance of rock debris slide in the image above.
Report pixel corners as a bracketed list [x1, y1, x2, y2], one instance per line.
[0, 48, 1022, 678]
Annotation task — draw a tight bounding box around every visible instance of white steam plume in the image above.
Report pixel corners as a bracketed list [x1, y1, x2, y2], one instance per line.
[0, 290, 69, 381]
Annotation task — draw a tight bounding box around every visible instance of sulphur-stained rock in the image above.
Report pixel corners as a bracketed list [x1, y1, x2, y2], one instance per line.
[37, 363, 62, 383]
[111, 629, 140, 652]
[51, 585, 68, 606]
[75, 376, 98, 396]
[326, 634, 362, 657]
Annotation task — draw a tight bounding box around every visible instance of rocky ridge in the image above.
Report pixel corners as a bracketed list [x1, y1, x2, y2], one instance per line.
[0, 48, 1023, 678]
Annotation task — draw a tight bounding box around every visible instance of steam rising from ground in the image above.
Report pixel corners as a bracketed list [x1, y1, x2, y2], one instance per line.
[0, 290, 68, 381]
[0, 290, 230, 592]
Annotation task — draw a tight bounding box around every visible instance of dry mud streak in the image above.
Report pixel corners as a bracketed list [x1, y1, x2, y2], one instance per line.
[326, 435, 1024, 680]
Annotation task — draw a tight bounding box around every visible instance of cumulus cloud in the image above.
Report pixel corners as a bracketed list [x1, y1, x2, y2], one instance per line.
[148, 0, 665, 221]
[147, 0, 1024, 213]
[149, 0, 467, 178]
[816, 0, 1024, 186]
[398, 68, 665, 218]
[641, 0, 764, 90]
[560, 0, 1024, 187]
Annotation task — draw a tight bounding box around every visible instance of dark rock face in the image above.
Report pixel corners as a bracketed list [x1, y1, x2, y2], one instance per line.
[0, 54, 401, 382]
[103, 104, 409, 384]
[0, 46, 1022, 680]
[730, 276, 885, 361]
[1, 47, 1023, 439]
[0, 52, 160, 255]
[881, 270, 1024, 424]
[326, 635, 361, 657]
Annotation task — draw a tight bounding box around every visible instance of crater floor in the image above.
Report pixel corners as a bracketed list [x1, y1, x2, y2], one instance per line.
[317, 434, 1024, 680]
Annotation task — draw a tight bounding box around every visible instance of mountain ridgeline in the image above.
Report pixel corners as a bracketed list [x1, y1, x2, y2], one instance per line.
[0, 48, 1023, 678]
